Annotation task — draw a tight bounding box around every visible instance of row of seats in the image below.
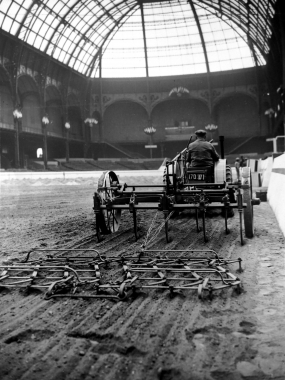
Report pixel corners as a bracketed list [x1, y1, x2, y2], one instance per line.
[57, 159, 164, 171]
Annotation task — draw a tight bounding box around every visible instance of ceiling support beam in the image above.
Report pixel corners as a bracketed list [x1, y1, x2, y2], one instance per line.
[15, 0, 36, 38]
[189, 0, 213, 116]
[140, 3, 152, 132]
[248, 37, 263, 134]
[274, 0, 285, 136]
[140, 3, 149, 79]
[43, 0, 82, 54]
[98, 48, 104, 143]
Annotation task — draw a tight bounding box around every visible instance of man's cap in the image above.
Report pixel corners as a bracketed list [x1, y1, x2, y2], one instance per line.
[195, 129, 207, 136]
[236, 157, 240, 160]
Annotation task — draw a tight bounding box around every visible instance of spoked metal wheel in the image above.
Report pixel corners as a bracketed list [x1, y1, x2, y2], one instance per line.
[163, 158, 185, 187]
[97, 171, 121, 234]
[174, 155, 185, 184]
[241, 167, 254, 238]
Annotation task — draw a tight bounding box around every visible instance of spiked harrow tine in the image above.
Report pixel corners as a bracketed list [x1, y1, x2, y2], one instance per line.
[164, 212, 170, 243]
[195, 209, 200, 232]
[133, 209, 138, 240]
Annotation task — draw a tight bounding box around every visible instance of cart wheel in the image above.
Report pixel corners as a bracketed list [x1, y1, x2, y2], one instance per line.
[97, 171, 121, 234]
[241, 167, 254, 238]
[163, 158, 185, 186]
[174, 158, 185, 184]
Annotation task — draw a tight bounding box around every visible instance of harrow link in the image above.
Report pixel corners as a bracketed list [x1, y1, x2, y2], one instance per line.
[0, 248, 243, 301]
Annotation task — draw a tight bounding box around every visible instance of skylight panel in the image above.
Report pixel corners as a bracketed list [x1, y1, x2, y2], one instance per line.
[2, 16, 13, 33]
[7, 2, 20, 18]
[1, 0, 13, 14]
[33, 35, 43, 49]
[52, 0, 69, 15]
[0, 0, 277, 77]
[26, 30, 37, 45]
[0, 13, 4, 26]
[9, 19, 20, 34]
[73, 59, 81, 71]
[58, 49, 66, 62]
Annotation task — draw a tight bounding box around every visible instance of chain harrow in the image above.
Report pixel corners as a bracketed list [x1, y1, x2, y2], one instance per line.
[0, 248, 242, 301]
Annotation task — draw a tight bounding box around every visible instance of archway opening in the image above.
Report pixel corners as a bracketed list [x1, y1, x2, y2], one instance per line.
[37, 148, 43, 158]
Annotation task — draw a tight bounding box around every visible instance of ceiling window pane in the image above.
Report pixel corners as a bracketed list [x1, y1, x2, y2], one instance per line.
[0, 13, 5, 26]
[53, 47, 61, 60]
[37, 22, 49, 38]
[7, 2, 20, 16]
[33, 35, 43, 49]
[1, 15, 13, 32]
[1, 0, 13, 14]
[10, 20, 20, 34]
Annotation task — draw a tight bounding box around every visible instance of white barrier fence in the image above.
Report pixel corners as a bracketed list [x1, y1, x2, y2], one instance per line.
[267, 153, 285, 237]
[247, 157, 274, 188]
[0, 168, 165, 181]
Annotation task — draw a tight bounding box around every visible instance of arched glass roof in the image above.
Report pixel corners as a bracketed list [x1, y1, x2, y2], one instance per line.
[0, 0, 277, 78]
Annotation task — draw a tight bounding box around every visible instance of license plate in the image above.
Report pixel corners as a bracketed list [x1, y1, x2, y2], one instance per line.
[189, 173, 205, 181]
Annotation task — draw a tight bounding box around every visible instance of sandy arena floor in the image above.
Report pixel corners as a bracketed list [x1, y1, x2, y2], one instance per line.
[0, 174, 285, 380]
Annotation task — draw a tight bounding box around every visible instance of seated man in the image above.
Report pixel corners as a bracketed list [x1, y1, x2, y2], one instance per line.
[187, 129, 219, 168]
[187, 130, 234, 217]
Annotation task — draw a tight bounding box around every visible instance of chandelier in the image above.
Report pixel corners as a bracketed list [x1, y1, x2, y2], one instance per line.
[144, 126, 156, 135]
[205, 124, 218, 131]
[42, 115, 49, 125]
[169, 86, 190, 97]
[13, 107, 22, 119]
[84, 117, 98, 126]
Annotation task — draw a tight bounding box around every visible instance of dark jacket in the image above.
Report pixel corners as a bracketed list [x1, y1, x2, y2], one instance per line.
[187, 139, 220, 167]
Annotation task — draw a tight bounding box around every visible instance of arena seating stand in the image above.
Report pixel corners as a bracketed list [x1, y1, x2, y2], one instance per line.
[114, 143, 148, 159]
[87, 160, 127, 171]
[51, 158, 164, 171]
[3, 137, 273, 172]
[142, 160, 164, 169]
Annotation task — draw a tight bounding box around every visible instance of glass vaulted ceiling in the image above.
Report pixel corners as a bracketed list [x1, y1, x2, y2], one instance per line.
[0, 0, 277, 78]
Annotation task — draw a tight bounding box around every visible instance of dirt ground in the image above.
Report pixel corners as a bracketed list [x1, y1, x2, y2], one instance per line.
[1, 174, 285, 380]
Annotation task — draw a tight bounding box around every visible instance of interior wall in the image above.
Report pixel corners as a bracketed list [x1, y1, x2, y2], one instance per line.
[103, 98, 211, 143]
[90, 110, 100, 142]
[104, 101, 148, 143]
[214, 94, 260, 137]
[46, 101, 63, 137]
[152, 99, 211, 140]
[21, 94, 42, 134]
[67, 106, 82, 140]
[0, 85, 14, 128]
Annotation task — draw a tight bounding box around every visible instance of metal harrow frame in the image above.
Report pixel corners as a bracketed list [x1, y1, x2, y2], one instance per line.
[93, 152, 260, 245]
